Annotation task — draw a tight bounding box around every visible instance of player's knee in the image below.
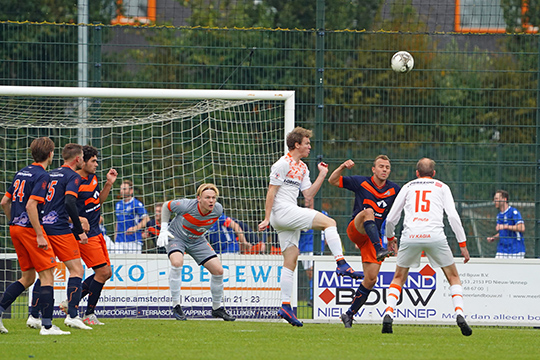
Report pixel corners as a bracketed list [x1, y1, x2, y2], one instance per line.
[20, 272, 37, 288]
[210, 266, 224, 276]
[361, 208, 375, 220]
[322, 217, 337, 228]
[95, 266, 112, 281]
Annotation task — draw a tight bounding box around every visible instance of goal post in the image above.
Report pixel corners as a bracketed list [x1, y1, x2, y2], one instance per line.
[0, 85, 296, 320]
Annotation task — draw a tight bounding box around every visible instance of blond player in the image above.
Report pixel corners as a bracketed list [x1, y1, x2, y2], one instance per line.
[157, 184, 235, 321]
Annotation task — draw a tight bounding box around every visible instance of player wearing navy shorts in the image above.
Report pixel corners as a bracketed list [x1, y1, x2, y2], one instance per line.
[0, 137, 69, 335]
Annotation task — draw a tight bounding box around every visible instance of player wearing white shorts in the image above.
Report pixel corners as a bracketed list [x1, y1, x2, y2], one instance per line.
[258, 126, 363, 327]
[157, 183, 235, 322]
[382, 158, 472, 336]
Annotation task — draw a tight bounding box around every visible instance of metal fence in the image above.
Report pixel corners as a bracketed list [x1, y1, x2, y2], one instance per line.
[0, 19, 539, 258]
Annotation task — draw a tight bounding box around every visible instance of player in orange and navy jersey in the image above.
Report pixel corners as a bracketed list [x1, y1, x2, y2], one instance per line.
[328, 155, 401, 328]
[74, 145, 117, 325]
[41, 143, 91, 330]
[0, 137, 70, 335]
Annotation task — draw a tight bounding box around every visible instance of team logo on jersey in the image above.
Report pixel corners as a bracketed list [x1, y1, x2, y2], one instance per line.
[377, 200, 388, 209]
[41, 181, 47, 190]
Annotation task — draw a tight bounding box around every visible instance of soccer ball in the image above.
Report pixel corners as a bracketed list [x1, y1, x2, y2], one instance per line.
[391, 51, 414, 73]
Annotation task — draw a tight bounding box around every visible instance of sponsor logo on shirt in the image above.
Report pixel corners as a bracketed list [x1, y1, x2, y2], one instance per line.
[42, 211, 59, 225]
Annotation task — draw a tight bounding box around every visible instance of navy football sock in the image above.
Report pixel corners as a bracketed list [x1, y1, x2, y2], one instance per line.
[67, 277, 82, 318]
[85, 280, 104, 316]
[364, 220, 382, 252]
[0, 281, 26, 316]
[347, 284, 371, 315]
[81, 274, 95, 299]
[30, 279, 41, 318]
[40, 285, 54, 329]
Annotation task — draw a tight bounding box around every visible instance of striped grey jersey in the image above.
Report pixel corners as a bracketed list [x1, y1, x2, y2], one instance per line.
[167, 198, 223, 241]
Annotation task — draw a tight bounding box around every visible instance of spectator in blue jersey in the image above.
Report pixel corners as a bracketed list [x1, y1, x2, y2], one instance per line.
[114, 180, 149, 253]
[328, 155, 401, 328]
[487, 190, 526, 258]
[207, 214, 253, 254]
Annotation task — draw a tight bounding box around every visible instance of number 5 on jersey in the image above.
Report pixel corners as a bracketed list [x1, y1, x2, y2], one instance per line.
[46, 180, 58, 202]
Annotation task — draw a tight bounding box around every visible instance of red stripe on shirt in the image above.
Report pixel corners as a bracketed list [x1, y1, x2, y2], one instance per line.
[361, 181, 396, 199]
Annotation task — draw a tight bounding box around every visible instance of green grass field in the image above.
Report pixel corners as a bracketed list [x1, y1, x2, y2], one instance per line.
[1, 318, 538, 360]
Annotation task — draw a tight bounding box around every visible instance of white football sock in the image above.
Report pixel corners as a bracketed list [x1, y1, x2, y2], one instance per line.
[324, 226, 344, 261]
[211, 274, 224, 310]
[169, 266, 183, 307]
[281, 267, 294, 304]
[385, 283, 402, 319]
[450, 284, 465, 316]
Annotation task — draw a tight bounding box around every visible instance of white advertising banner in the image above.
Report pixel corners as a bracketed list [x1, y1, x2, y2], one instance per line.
[313, 257, 540, 326]
[50, 254, 293, 319]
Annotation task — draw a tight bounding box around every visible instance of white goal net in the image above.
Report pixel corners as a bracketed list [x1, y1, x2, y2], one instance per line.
[0, 86, 295, 320]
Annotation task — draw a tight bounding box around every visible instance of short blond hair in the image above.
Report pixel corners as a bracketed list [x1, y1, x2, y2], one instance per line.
[196, 183, 219, 198]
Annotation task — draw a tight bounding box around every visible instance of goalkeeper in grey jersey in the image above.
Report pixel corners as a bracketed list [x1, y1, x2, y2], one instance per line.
[157, 183, 235, 321]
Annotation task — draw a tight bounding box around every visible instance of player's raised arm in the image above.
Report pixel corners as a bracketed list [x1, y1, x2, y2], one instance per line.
[99, 168, 118, 204]
[328, 159, 355, 187]
[302, 162, 328, 205]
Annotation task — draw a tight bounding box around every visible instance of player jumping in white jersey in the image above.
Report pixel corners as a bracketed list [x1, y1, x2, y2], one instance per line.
[157, 183, 235, 321]
[382, 158, 472, 336]
[258, 126, 363, 327]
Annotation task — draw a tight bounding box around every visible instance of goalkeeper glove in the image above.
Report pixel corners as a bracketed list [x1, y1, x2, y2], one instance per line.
[157, 223, 173, 247]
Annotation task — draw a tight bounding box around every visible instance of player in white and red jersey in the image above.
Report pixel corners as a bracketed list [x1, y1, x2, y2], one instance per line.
[258, 126, 362, 327]
[157, 183, 235, 321]
[382, 158, 472, 336]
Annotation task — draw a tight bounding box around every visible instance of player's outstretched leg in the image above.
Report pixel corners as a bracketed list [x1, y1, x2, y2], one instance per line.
[278, 302, 303, 327]
[211, 307, 235, 321]
[335, 259, 364, 279]
[382, 314, 393, 334]
[323, 226, 364, 280]
[456, 314, 472, 336]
